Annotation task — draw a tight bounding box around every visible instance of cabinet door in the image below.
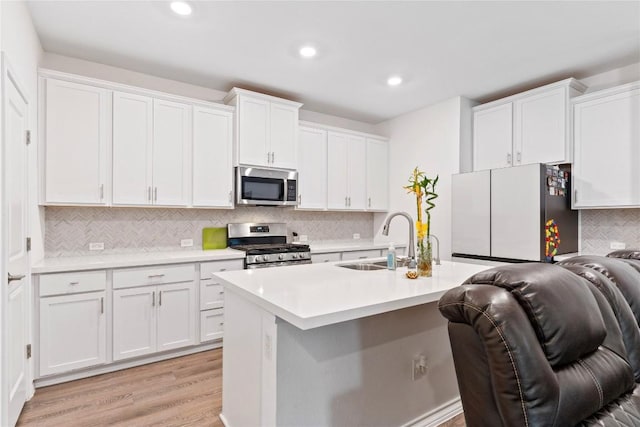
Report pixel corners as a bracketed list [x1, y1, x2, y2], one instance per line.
[200, 309, 224, 342]
[297, 127, 327, 209]
[366, 138, 389, 211]
[113, 287, 156, 361]
[347, 135, 367, 210]
[39, 292, 106, 376]
[451, 171, 491, 257]
[157, 282, 197, 352]
[44, 79, 109, 204]
[573, 87, 640, 208]
[473, 103, 513, 171]
[514, 86, 567, 165]
[153, 99, 190, 206]
[327, 132, 349, 209]
[192, 106, 233, 207]
[112, 92, 153, 205]
[238, 96, 270, 167]
[269, 102, 298, 169]
[491, 164, 542, 261]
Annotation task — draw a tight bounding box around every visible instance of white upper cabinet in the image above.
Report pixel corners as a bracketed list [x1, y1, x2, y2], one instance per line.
[472, 78, 586, 171]
[572, 82, 640, 208]
[43, 78, 110, 205]
[112, 94, 190, 206]
[327, 131, 367, 210]
[225, 88, 302, 169]
[192, 106, 234, 208]
[347, 135, 367, 210]
[112, 92, 153, 205]
[297, 126, 328, 210]
[366, 138, 389, 211]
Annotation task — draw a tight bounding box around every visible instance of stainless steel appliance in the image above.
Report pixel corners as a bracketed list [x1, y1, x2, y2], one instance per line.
[452, 163, 578, 262]
[228, 222, 311, 269]
[236, 166, 298, 206]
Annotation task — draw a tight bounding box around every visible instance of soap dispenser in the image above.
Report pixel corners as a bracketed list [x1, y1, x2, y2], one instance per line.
[387, 242, 397, 271]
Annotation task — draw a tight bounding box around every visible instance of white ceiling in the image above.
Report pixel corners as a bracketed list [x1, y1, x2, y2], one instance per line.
[27, 1, 640, 123]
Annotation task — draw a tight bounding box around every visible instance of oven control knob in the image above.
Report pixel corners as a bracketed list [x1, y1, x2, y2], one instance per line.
[292, 253, 299, 259]
[264, 255, 270, 261]
[301, 252, 308, 259]
[254, 256, 263, 262]
[279, 254, 285, 260]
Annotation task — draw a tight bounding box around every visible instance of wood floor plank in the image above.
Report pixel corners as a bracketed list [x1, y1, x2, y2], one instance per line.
[17, 348, 463, 427]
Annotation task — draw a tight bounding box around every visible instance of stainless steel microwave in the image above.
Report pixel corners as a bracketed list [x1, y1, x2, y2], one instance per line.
[236, 166, 298, 206]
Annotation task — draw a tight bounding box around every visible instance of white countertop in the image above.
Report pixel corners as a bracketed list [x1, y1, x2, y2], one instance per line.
[31, 249, 245, 274]
[214, 259, 493, 330]
[307, 240, 406, 254]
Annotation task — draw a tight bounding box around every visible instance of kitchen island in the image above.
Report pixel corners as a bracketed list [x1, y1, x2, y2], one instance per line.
[214, 259, 492, 427]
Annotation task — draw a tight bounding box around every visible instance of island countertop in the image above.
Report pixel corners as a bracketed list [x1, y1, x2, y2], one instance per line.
[214, 259, 493, 330]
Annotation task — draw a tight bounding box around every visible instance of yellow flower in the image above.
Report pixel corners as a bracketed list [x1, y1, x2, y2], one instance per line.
[416, 221, 428, 241]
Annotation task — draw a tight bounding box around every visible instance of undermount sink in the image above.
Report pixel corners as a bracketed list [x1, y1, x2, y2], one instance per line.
[338, 258, 412, 271]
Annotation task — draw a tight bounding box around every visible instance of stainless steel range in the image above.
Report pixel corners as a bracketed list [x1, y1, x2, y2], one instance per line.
[228, 223, 311, 269]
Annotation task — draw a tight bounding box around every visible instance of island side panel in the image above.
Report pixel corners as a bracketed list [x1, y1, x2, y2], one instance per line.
[275, 302, 459, 426]
[221, 288, 277, 427]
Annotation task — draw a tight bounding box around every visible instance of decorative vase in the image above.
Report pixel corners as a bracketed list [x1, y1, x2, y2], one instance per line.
[417, 237, 433, 277]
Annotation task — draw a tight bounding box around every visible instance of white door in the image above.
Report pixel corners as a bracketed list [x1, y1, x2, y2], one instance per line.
[39, 292, 106, 376]
[192, 106, 233, 207]
[573, 87, 640, 208]
[152, 99, 190, 206]
[3, 62, 29, 427]
[269, 102, 298, 169]
[473, 103, 513, 171]
[156, 282, 196, 352]
[297, 127, 327, 210]
[44, 79, 109, 204]
[491, 164, 542, 261]
[451, 171, 491, 257]
[327, 132, 349, 209]
[113, 287, 156, 361]
[366, 138, 389, 211]
[514, 86, 567, 165]
[112, 91, 153, 205]
[238, 96, 270, 167]
[347, 135, 367, 210]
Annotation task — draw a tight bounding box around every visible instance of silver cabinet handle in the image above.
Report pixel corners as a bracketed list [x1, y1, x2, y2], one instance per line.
[368, 197, 371, 208]
[574, 190, 578, 203]
[152, 291, 155, 307]
[148, 187, 151, 201]
[348, 197, 351, 207]
[516, 152, 522, 163]
[228, 191, 232, 203]
[507, 153, 512, 165]
[219, 322, 224, 326]
[154, 187, 158, 202]
[148, 274, 165, 278]
[345, 196, 348, 207]
[218, 291, 224, 294]
[159, 291, 162, 306]
[272, 152, 275, 163]
[100, 184, 104, 200]
[8, 273, 25, 283]
[69, 281, 79, 285]
[358, 256, 367, 259]
[100, 297, 104, 314]
[298, 194, 301, 204]
[267, 152, 270, 164]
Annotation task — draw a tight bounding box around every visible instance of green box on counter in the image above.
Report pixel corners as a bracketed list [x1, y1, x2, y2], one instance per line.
[202, 227, 227, 250]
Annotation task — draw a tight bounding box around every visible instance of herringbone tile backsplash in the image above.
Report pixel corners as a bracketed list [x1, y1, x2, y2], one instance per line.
[580, 209, 640, 255]
[45, 207, 374, 257]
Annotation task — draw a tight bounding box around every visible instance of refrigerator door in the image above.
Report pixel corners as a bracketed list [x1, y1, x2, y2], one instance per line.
[491, 164, 543, 261]
[452, 170, 491, 257]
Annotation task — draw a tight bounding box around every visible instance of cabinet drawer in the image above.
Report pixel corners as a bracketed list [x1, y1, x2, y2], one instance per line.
[341, 249, 382, 261]
[200, 280, 224, 310]
[200, 309, 224, 342]
[311, 252, 341, 263]
[113, 264, 195, 289]
[200, 259, 243, 279]
[39, 270, 106, 297]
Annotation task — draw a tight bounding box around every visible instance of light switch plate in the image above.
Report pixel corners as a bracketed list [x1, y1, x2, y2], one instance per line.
[353, 233, 361, 240]
[181, 239, 194, 247]
[89, 242, 104, 251]
[299, 235, 308, 242]
[610, 241, 626, 250]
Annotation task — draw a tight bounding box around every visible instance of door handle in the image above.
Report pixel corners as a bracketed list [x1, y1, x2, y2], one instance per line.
[152, 291, 156, 307]
[100, 184, 104, 200]
[271, 152, 275, 163]
[148, 186, 151, 202]
[298, 194, 301, 204]
[159, 291, 162, 306]
[228, 191, 232, 203]
[100, 297, 104, 314]
[368, 197, 371, 208]
[8, 273, 25, 283]
[516, 152, 522, 163]
[154, 187, 158, 202]
[345, 196, 348, 207]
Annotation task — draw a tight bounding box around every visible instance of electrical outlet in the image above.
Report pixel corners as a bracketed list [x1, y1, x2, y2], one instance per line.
[353, 233, 361, 240]
[412, 355, 428, 381]
[89, 242, 104, 251]
[264, 334, 273, 360]
[299, 235, 308, 242]
[610, 241, 626, 250]
[180, 239, 194, 248]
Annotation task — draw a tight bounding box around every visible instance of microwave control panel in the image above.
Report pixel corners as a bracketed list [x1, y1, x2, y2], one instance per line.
[287, 180, 297, 202]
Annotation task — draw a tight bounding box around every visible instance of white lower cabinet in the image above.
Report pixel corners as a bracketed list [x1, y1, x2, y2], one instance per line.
[200, 309, 225, 342]
[39, 291, 106, 376]
[341, 249, 383, 261]
[199, 259, 244, 342]
[311, 252, 342, 263]
[113, 281, 196, 361]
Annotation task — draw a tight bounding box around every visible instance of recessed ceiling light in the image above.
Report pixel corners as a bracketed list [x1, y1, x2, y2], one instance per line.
[299, 46, 317, 58]
[170, 1, 192, 16]
[387, 76, 403, 86]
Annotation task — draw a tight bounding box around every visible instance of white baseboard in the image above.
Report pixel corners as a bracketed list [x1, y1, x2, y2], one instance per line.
[402, 397, 463, 427]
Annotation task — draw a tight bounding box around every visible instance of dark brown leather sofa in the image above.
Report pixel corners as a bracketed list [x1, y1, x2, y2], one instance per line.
[439, 258, 640, 427]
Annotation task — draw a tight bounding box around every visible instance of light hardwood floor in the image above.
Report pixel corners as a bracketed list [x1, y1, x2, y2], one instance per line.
[18, 349, 465, 426]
